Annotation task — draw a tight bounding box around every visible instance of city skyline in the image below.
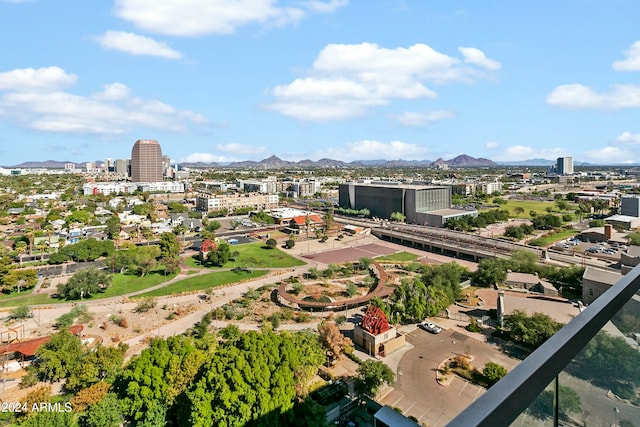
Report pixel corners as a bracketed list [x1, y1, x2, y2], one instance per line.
[1, 1, 640, 166]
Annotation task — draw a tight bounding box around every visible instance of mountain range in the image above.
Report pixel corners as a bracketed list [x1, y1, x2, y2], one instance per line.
[0, 155, 614, 169]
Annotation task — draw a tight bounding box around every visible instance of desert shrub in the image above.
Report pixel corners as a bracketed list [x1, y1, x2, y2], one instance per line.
[134, 297, 157, 313]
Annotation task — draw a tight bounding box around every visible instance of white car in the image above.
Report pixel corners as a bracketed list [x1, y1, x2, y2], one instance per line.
[419, 321, 442, 334]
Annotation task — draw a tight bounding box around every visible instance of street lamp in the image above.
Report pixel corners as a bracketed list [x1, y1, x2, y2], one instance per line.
[614, 407, 620, 427]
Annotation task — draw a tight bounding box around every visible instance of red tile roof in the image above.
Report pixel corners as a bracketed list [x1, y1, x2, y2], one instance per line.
[2, 325, 84, 357]
[2, 337, 50, 357]
[291, 215, 322, 225]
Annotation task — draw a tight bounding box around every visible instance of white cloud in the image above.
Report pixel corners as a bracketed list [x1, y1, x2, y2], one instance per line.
[267, 42, 499, 121]
[583, 146, 637, 164]
[459, 47, 501, 71]
[95, 31, 182, 59]
[216, 143, 268, 155]
[0, 66, 77, 92]
[0, 66, 208, 135]
[491, 145, 569, 162]
[92, 83, 131, 101]
[547, 83, 640, 109]
[181, 152, 234, 163]
[287, 140, 428, 162]
[615, 131, 640, 144]
[389, 110, 454, 126]
[485, 141, 499, 149]
[613, 41, 640, 72]
[114, 0, 346, 37]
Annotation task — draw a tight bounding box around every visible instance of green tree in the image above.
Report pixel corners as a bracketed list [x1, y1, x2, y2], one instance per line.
[80, 393, 123, 427]
[513, 206, 525, 217]
[105, 215, 121, 240]
[472, 258, 507, 288]
[390, 211, 405, 222]
[34, 330, 83, 382]
[206, 241, 231, 267]
[141, 226, 154, 245]
[355, 360, 395, 399]
[159, 232, 180, 258]
[57, 268, 112, 300]
[66, 343, 127, 392]
[19, 410, 77, 427]
[10, 305, 31, 320]
[358, 257, 372, 271]
[265, 238, 278, 248]
[346, 282, 358, 296]
[503, 310, 563, 348]
[180, 330, 324, 426]
[115, 336, 207, 424]
[483, 362, 508, 386]
[160, 256, 181, 274]
[167, 201, 188, 213]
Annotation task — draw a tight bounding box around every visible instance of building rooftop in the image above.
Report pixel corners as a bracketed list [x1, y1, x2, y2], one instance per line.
[583, 266, 621, 285]
[346, 181, 448, 190]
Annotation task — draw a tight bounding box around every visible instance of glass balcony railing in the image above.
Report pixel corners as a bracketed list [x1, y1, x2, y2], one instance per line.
[448, 264, 640, 427]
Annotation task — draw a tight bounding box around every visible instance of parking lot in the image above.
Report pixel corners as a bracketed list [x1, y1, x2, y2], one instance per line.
[379, 327, 520, 426]
[551, 237, 627, 262]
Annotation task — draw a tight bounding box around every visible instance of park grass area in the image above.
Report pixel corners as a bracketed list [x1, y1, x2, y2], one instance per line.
[132, 269, 268, 298]
[527, 229, 580, 247]
[0, 286, 37, 302]
[98, 270, 178, 299]
[491, 200, 578, 219]
[375, 252, 419, 262]
[0, 270, 177, 309]
[186, 242, 306, 269]
[0, 292, 54, 309]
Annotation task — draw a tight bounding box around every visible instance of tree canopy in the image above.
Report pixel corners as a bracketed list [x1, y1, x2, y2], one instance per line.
[355, 360, 395, 399]
[57, 268, 112, 300]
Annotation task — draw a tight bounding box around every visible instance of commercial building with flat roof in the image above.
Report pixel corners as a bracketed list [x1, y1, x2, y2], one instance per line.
[338, 181, 452, 225]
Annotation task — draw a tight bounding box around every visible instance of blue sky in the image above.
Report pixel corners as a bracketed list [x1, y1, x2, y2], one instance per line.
[2, 0, 640, 166]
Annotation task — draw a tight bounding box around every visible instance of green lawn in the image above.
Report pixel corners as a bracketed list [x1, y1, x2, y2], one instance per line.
[489, 200, 578, 219]
[132, 269, 269, 298]
[186, 242, 306, 269]
[0, 286, 37, 302]
[0, 293, 54, 309]
[99, 270, 177, 299]
[375, 252, 419, 262]
[0, 270, 177, 309]
[527, 229, 580, 247]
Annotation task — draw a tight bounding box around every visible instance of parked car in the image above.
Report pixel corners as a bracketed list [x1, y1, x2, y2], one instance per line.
[419, 321, 442, 334]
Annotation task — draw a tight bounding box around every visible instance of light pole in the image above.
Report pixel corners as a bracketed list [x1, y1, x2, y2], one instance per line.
[614, 407, 620, 427]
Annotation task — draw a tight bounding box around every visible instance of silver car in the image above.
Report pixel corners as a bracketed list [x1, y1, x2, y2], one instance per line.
[419, 321, 442, 334]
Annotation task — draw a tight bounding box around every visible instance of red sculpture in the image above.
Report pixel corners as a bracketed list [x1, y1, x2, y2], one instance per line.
[360, 305, 390, 335]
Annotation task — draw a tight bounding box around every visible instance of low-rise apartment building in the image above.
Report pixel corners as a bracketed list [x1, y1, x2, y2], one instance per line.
[196, 193, 279, 213]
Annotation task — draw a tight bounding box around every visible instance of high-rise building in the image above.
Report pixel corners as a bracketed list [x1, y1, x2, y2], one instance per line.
[130, 139, 163, 182]
[114, 159, 128, 177]
[556, 157, 574, 175]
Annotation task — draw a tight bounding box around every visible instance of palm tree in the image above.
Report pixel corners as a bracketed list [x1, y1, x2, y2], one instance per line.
[44, 224, 54, 247]
[15, 241, 27, 266]
[37, 240, 48, 261]
[141, 227, 154, 245]
[304, 215, 311, 239]
[173, 224, 187, 248]
[25, 227, 34, 256]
